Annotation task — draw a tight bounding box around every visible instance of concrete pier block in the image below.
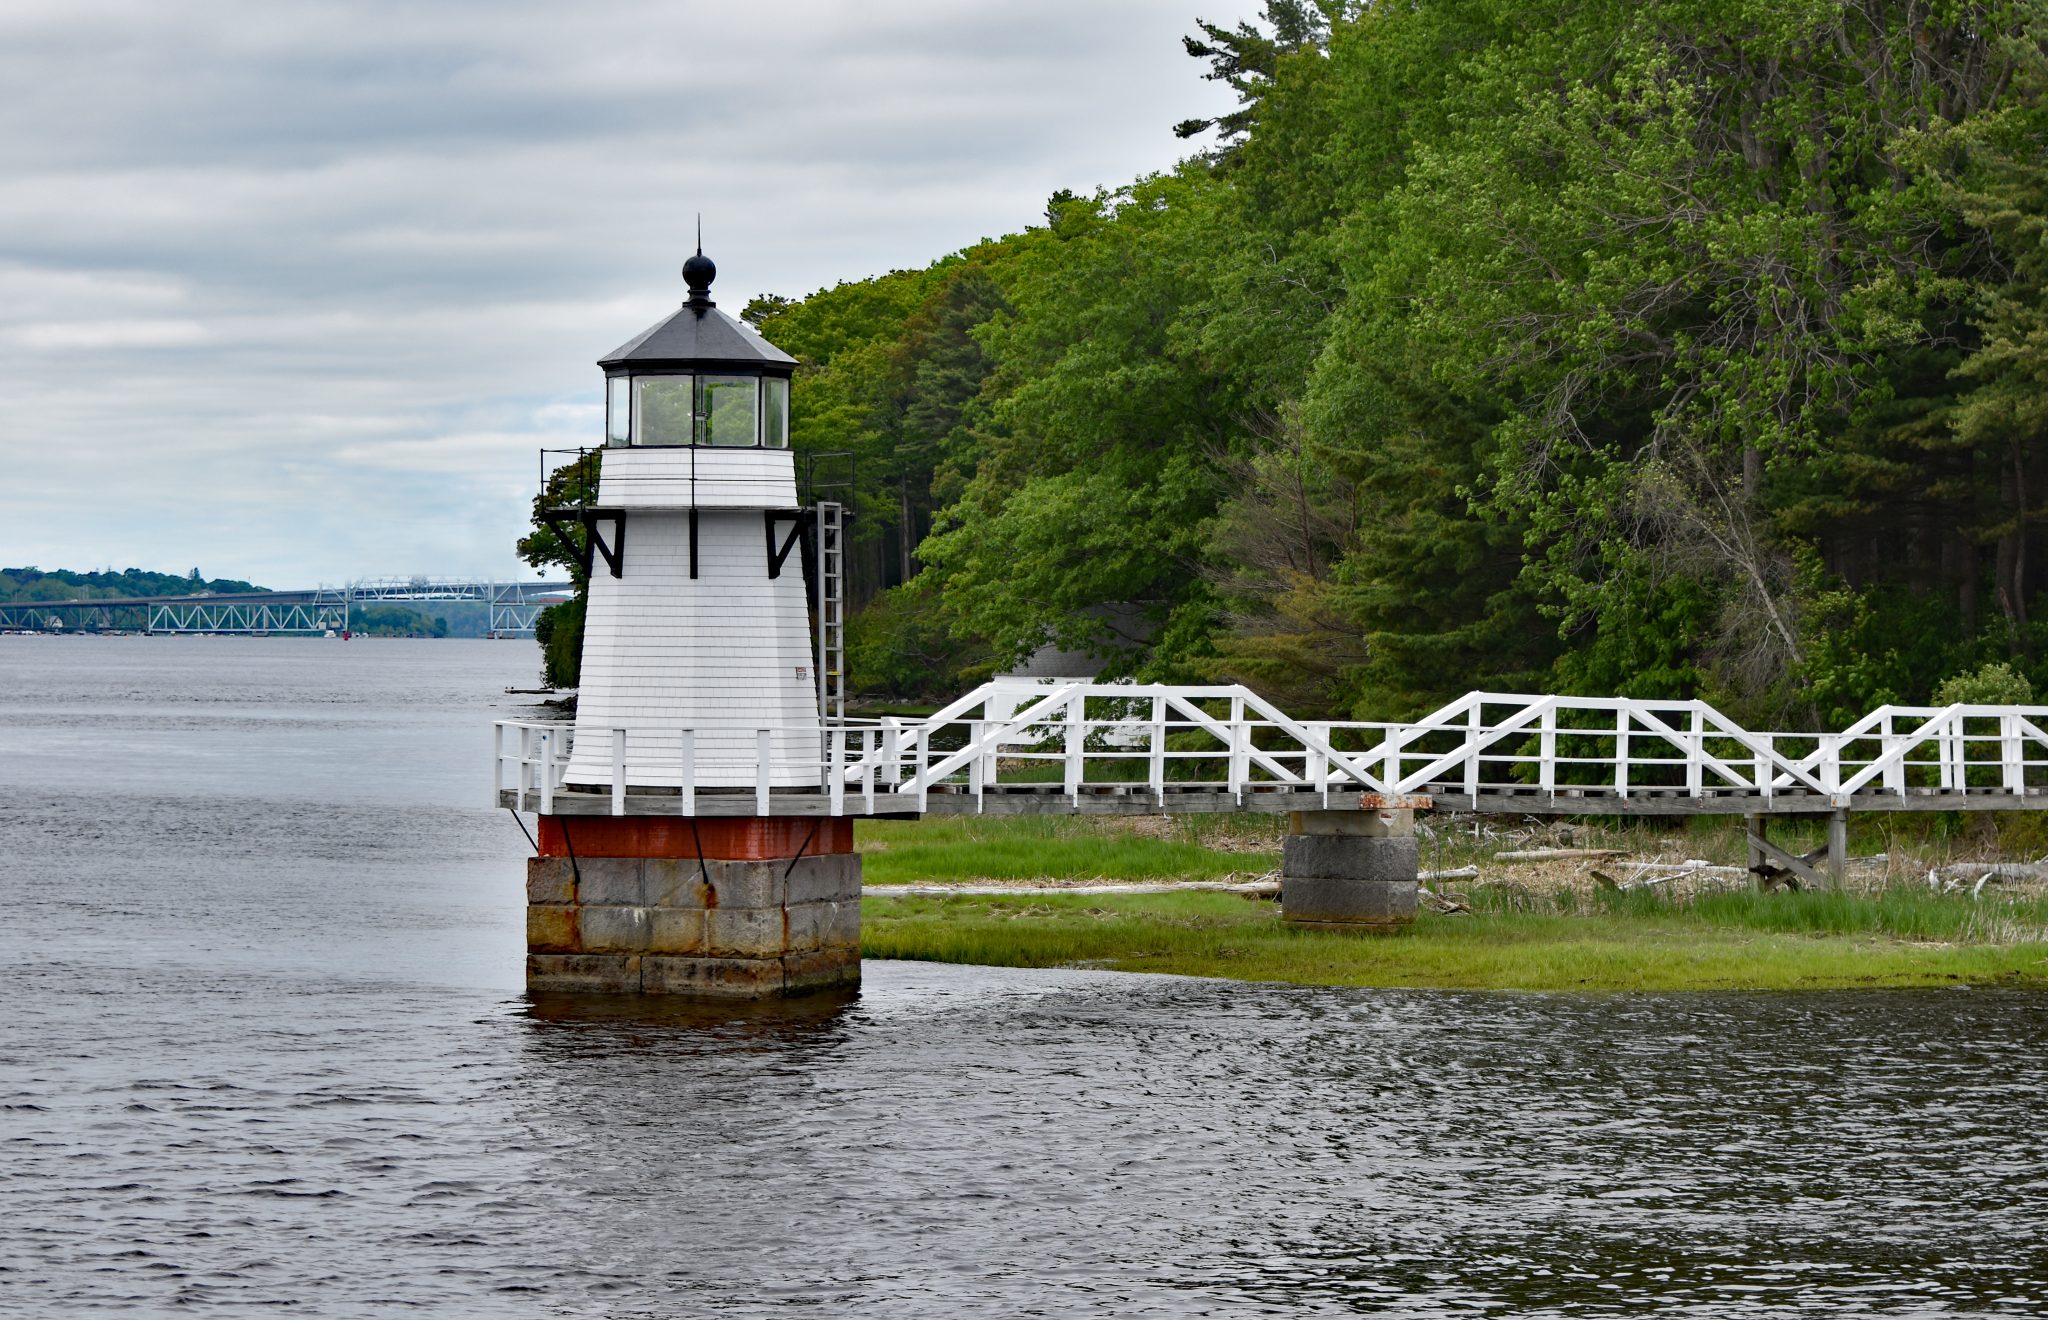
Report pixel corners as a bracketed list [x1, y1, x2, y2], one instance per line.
[526, 905, 581, 954]
[705, 906, 790, 959]
[578, 904, 655, 954]
[1280, 810, 1419, 932]
[525, 838, 861, 998]
[1289, 808, 1415, 838]
[785, 854, 862, 905]
[783, 948, 861, 994]
[1282, 834, 1419, 881]
[575, 858, 651, 906]
[703, 860, 787, 910]
[645, 908, 708, 955]
[526, 857, 577, 905]
[1280, 874, 1418, 928]
[642, 955, 788, 997]
[528, 953, 642, 995]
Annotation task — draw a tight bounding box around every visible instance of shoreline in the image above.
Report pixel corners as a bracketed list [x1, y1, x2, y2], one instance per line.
[861, 889, 2048, 992]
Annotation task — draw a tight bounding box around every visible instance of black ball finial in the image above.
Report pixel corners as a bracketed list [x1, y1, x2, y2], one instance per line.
[683, 249, 716, 308]
[683, 215, 714, 308]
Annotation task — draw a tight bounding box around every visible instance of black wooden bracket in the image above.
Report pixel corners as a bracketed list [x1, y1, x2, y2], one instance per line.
[797, 508, 818, 598]
[764, 509, 813, 580]
[587, 510, 625, 578]
[540, 506, 627, 579]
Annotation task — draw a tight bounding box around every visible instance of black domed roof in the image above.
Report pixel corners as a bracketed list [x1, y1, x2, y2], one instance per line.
[598, 251, 797, 373]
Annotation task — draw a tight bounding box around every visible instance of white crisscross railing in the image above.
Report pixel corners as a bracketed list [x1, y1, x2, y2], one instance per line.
[496, 683, 2048, 816]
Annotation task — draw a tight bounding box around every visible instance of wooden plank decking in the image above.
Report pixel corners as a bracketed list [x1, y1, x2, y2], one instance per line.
[502, 781, 2048, 819]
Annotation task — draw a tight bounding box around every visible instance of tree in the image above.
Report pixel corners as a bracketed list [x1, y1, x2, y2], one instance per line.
[1174, 1, 1344, 158]
[516, 453, 600, 689]
[919, 170, 1239, 677]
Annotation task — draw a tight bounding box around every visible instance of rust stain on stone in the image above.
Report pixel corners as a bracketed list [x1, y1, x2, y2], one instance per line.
[1355, 793, 1434, 812]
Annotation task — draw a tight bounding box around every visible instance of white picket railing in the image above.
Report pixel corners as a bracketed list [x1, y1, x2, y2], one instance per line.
[495, 686, 2048, 816]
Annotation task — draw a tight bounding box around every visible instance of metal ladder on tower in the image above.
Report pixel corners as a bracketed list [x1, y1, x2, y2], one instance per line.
[815, 501, 847, 722]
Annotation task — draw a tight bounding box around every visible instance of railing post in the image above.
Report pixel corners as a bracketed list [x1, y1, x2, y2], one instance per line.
[830, 725, 846, 816]
[2004, 713, 2024, 796]
[611, 728, 626, 817]
[1310, 721, 1328, 807]
[980, 712, 1000, 795]
[1686, 705, 1703, 798]
[756, 728, 772, 816]
[538, 732, 554, 815]
[517, 726, 533, 811]
[861, 728, 876, 815]
[1757, 733, 1773, 800]
[970, 720, 986, 812]
[1149, 693, 1166, 808]
[1539, 705, 1556, 795]
[1065, 697, 1084, 806]
[1615, 708, 1630, 800]
[679, 729, 695, 817]
[1882, 714, 1904, 797]
[883, 718, 902, 791]
[493, 722, 505, 804]
[1464, 701, 1481, 802]
[1229, 691, 1246, 804]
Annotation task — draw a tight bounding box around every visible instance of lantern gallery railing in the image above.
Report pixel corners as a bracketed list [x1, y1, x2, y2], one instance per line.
[495, 685, 2048, 819]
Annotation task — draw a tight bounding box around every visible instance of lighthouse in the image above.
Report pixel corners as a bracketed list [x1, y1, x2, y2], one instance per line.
[564, 247, 820, 791]
[518, 249, 862, 1000]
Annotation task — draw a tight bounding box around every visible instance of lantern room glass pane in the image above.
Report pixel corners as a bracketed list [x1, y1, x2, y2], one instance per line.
[762, 376, 789, 449]
[634, 375, 694, 447]
[606, 376, 631, 446]
[699, 374, 758, 447]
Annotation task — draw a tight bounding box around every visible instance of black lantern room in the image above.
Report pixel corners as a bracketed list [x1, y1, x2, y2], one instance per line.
[599, 248, 798, 449]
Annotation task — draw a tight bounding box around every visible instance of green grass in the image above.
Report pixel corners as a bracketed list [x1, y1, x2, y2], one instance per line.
[861, 889, 2048, 991]
[856, 814, 1278, 886]
[851, 811, 2048, 989]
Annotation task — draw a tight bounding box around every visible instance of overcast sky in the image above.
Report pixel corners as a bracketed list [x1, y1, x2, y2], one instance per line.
[0, 0, 1257, 588]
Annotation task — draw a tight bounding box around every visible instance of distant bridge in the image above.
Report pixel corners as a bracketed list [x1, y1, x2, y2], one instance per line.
[0, 578, 575, 637]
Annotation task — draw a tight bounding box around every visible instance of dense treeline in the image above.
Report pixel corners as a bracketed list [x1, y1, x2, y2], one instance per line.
[1, 566, 263, 602]
[533, 0, 2048, 724]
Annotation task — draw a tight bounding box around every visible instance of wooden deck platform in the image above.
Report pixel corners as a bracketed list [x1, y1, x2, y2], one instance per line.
[501, 781, 2048, 819]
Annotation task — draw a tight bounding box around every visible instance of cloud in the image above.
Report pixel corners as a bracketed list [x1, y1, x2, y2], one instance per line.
[0, 0, 1257, 586]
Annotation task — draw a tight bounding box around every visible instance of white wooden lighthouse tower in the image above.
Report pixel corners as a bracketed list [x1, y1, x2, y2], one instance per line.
[562, 248, 821, 791]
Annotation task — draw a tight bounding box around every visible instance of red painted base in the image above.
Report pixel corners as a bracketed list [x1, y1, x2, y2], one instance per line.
[537, 815, 853, 861]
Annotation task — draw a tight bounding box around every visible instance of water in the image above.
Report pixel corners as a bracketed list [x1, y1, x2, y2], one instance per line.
[4, 638, 2047, 1317]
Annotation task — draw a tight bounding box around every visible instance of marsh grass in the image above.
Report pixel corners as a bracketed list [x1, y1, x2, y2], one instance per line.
[856, 814, 1280, 885]
[861, 890, 2048, 991]
[852, 810, 2048, 988]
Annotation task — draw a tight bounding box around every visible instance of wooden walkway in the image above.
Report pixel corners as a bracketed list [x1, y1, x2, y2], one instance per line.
[498, 779, 2048, 821]
[497, 684, 2048, 821]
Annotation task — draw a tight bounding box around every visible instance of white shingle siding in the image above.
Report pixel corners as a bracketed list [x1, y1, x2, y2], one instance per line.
[597, 447, 797, 510]
[565, 452, 820, 789]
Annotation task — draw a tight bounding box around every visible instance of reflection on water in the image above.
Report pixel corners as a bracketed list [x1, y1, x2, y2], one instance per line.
[4, 640, 2048, 1316]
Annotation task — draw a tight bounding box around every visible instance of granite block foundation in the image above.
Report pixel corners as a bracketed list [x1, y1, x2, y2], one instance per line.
[525, 816, 861, 998]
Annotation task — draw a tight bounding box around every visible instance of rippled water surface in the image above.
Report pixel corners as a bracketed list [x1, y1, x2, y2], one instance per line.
[4, 638, 2048, 1317]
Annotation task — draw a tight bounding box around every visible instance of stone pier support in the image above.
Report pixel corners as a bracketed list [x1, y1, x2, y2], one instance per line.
[525, 816, 861, 997]
[1280, 796, 1430, 932]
